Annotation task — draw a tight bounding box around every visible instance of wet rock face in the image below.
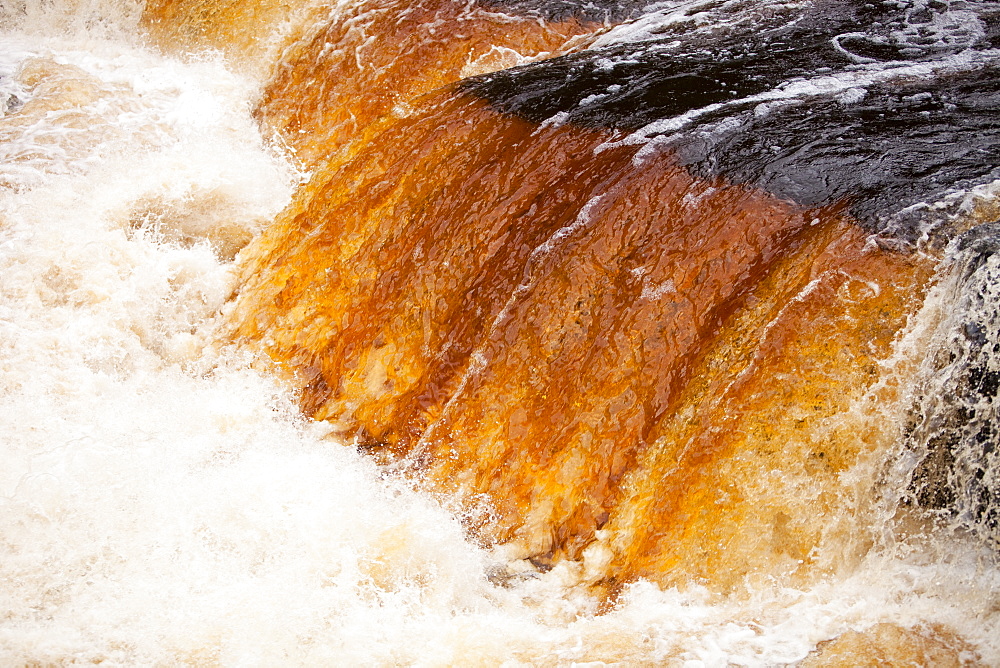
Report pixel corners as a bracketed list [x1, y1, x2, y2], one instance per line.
[464, 0, 1000, 126]
[906, 223, 1000, 545]
[678, 66, 1000, 228]
[0, 73, 25, 116]
[461, 0, 1000, 229]
[461, 1, 871, 129]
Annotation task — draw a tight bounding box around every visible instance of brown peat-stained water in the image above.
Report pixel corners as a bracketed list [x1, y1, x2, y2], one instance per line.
[2, 0, 999, 664]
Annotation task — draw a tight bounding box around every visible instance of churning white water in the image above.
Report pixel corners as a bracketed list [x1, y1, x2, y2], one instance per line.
[1, 2, 998, 665]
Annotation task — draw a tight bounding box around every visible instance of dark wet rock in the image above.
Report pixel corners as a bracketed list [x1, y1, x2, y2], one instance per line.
[675, 64, 1000, 230]
[474, 0, 655, 23]
[905, 222, 1000, 544]
[3, 93, 22, 115]
[1, 73, 23, 116]
[461, 0, 994, 129]
[459, 0, 1000, 231]
[460, 6, 858, 130]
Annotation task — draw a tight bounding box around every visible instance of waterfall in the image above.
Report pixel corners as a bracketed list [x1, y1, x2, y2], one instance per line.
[1, 0, 998, 664]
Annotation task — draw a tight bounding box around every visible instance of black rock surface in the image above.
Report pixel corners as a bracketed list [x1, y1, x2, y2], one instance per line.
[460, 0, 1000, 230]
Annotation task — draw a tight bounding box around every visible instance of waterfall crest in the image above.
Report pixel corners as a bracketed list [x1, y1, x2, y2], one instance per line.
[0, 0, 997, 663]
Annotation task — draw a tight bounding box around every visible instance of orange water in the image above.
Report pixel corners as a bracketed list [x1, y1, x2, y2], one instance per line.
[228, 76, 937, 596]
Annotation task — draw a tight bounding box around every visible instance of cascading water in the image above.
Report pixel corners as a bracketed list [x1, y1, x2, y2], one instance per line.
[1, 0, 998, 664]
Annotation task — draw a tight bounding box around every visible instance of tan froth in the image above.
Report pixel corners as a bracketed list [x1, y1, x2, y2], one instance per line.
[803, 623, 982, 667]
